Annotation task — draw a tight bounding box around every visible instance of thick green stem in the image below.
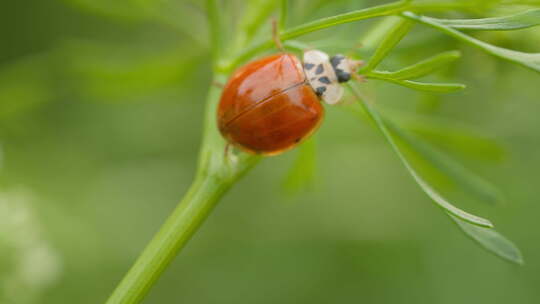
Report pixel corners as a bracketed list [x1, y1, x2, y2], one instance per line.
[207, 0, 223, 64]
[106, 80, 259, 304]
[105, 174, 230, 304]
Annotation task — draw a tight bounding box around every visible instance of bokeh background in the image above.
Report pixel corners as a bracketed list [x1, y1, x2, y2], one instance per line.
[1, 0, 539, 303]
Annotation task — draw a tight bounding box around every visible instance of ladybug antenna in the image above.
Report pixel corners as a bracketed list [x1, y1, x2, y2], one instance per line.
[349, 58, 364, 74]
[352, 73, 367, 83]
[271, 18, 285, 52]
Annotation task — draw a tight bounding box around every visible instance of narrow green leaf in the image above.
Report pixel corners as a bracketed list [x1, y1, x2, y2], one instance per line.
[430, 9, 540, 31]
[283, 1, 411, 40]
[391, 79, 465, 92]
[224, 0, 412, 71]
[360, 17, 406, 51]
[384, 118, 504, 205]
[377, 50, 461, 80]
[409, 3, 491, 13]
[402, 11, 540, 74]
[450, 214, 524, 265]
[361, 18, 415, 73]
[283, 40, 312, 52]
[347, 83, 492, 228]
[367, 73, 466, 93]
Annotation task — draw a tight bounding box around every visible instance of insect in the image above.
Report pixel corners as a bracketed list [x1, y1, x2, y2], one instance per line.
[217, 50, 362, 155]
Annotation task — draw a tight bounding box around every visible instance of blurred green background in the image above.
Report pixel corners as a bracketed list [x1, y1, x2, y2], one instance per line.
[1, 0, 539, 303]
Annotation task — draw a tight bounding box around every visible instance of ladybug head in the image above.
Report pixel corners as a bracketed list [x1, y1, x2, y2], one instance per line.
[303, 50, 363, 85]
[329, 54, 363, 83]
[303, 50, 363, 105]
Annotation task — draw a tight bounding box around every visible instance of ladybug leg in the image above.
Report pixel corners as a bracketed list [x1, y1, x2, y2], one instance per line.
[271, 18, 285, 52]
[224, 143, 230, 158]
[224, 143, 238, 165]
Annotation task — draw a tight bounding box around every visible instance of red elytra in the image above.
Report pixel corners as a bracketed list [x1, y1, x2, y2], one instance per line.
[217, 53, 324, 155]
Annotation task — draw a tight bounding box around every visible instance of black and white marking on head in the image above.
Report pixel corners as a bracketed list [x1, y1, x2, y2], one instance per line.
[315, 86, 327, 96]
[304, 63, 315, 70]
[315, 64, 324, 75]
[318, 76, 331, 84]
[303, 50, 344, 105]
[330, 54, 351, 83]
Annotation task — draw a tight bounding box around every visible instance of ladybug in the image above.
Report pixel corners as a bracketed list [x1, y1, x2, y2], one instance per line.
[217, 50, 362, 155]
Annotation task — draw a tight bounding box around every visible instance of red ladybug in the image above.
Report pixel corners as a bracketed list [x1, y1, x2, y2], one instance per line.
[217, 50, 361, 155]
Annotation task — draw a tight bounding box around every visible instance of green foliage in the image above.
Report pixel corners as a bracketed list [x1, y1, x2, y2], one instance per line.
[3, 1, 540, 303]
[282, 1, 411, 41]
[348, 83, 523, 265]
[360, 18, 414, 73]
[359, 18, 466, 92]
[432, 9, 540, 31]
[451, 215, 523, 264]
[371, 50, 461, 80]
[359, 20, 465, 93]
[348, 84, 492, 227]
[402, 11, 540, 73]
[383, 118, 504, 206]
[207, 0, 224, 65]
[367, 75, 466, 93]
[347, 105, 504, 205]
[345, 7, 540, 263]
[224, 0, 412, 71]
[68, 0, 539, 302]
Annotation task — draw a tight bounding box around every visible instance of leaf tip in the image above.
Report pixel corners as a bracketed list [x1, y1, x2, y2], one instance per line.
[479, 218, 494, 228]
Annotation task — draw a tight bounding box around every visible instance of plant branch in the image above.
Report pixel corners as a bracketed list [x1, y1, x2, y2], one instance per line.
[220, 0, 503, 72]
[105, 173, 228, 304]
[347, 83, 492, 227]
[207, 0, 223, 67]
[402, 11, 540, 74]
[106, 1, 534, 302]
[106, 80, 260, 304]
[222, 0, 412, 71]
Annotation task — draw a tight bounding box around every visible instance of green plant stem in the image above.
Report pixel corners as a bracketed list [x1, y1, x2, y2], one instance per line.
[221, 0, 411, 71]
[107, 0, 264, 299]
[105, 174, 229, 304]
[207, 0, 223, 64]
[401, 11, 540, 73]
[106, 81, 260, 304]
[360, 18, 414, 73]
[409, 1, 483, 13]
[347, 83, 492, 227]
[108, 1, 523, 302]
